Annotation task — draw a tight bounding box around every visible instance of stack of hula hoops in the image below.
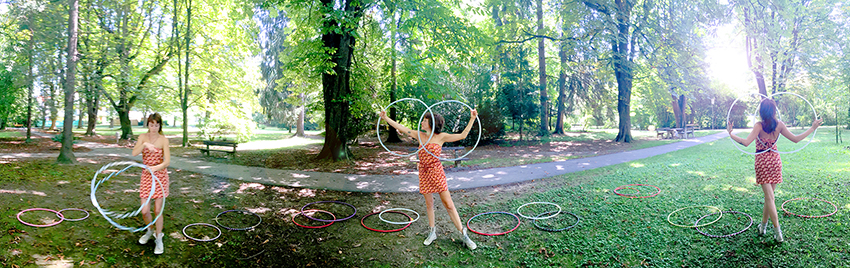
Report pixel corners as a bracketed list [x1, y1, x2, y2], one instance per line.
[182, 210, 263, 242]
[667, 206, 753, 238]
[16, 208, 89, 228]
[466, 202, 580, 236]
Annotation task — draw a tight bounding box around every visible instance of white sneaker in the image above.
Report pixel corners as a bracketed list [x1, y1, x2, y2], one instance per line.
[424, 227, 437, 246]
[154, 233, 164, 255]
[461, 229, 477, 250]
[138, 228, 153, 244]
[774, 228, 784, 243]
[757, 223, 768, 236]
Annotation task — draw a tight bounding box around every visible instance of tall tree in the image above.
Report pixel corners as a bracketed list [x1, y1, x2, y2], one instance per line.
[536, 0, 548, 136]
[58, 0, 79, 164]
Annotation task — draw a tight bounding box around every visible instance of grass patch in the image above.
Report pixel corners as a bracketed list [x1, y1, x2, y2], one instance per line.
[2, 128, 848, 267]
[0, 130, 23, 138]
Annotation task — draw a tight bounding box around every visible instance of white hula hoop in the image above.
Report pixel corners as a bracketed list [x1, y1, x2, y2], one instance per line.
[376, 98, 434, 157]
[90, 161, 166, 232]
[418, 100, 482, 161]
[770, 92, 818, 154]
[182, 223, 222, 242]
[516, 202, 562, 220]
[726, 92, 818, 155]
[378, 208, 420, 225]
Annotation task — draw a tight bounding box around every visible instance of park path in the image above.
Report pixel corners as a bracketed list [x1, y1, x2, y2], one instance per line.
[1, 130, 730, 193]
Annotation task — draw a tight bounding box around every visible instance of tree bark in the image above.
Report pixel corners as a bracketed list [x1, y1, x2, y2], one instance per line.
[611, 0, 634, 143]
[58, 0, 79, 164]
[182, 0, 192, 147]
[537, 0, 549, 136]
[296, 93, 305, 137]
[26, 28, 34, 141]
[554, 40, 568, 135]
[385, 11, 402, 143]
[316, 0, 363, 161]
[77, 96, 84, 129]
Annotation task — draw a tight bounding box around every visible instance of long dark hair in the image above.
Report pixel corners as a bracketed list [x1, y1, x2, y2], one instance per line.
[147, 113, 164, 135]
[759, 98, 777, 133]
[422, 113, 444, 134]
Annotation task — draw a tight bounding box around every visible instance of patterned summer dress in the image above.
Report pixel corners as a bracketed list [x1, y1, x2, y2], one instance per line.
[754, 136, 782, 185]
[418, 143, 448, 194]
[140, 146, 170, 199]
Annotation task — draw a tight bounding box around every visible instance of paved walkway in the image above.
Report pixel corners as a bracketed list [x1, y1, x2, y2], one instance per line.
[1, 131, 729, 193]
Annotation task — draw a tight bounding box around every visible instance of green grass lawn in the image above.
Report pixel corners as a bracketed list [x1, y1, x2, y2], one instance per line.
[0, 130, 23, 138]
[1, 128, 848, 267]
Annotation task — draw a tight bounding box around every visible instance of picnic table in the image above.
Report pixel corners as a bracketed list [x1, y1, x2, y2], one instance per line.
[410, 146, 469, 167]
[200, 140, 238, 157]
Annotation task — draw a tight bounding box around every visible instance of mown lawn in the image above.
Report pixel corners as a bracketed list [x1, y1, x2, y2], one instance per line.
[1, 128, 848, 267]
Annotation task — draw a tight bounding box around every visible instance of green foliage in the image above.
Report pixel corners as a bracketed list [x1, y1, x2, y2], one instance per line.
[51, 133, 79, 143]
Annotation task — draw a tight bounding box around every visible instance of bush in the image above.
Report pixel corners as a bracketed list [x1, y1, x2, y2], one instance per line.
[52, 133, 79, 143]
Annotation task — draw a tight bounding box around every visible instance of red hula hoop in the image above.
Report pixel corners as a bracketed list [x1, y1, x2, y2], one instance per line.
[361, 211, 412, 233]
[781, 197, 838, 218]
[614, 184, 660, 198]
[466, 211, 521, 236]
[17, 208, 64, 227]
[292, 209, 336, 229]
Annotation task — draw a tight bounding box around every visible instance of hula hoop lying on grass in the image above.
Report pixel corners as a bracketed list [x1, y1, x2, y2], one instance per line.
[614, 187, 640, 196]
[182, 223, 222, 242]
[695, 211, 753, 238]
[614, 184, 660, 198]
[17, 208, 63, 227]
[361, 211, 412, 233]
[91, 161, 165, 232]
[781, 197, 837, 218]
[533, 211, 580, 232]
[57, 208, 89, 221]
[516, 202, 562, 220]
[216, 210, 262, 231]
[379, 208, 420, 225]
[292, 209, 335, 229]
[667, 206, 722, 228]
[300, 201, 357, 223]
[466, 211, 521, 236]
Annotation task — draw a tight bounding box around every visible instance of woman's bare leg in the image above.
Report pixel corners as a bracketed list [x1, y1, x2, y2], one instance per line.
[438, 191, 462, 231]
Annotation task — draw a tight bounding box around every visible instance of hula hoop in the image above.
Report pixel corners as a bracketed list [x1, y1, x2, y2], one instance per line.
[780, 197, 838, 218]
[17, 208, 64, 227]
[516, 202, 562, 220]
[376, 98, 434, 157]
[533, 211, 580, 232]
[418, 100, 481, 161]
[292, 209, 335, 229]
[91, 161, 165, 232]
[378, 208, 420, 225]
[726, 92, 818, 155]
[614, 184, 661, 198]
[361, 211, 412, 232]
[466, 211, 521, 236]
[300, 201, 357, 223]
[613, 187, 640, 196]
[695, 211, 753, 238]
[215, 210, 263, 231]
[667, 206, 723, 228]
[182, 223, 222, 242]
[57, 208, 89, 221]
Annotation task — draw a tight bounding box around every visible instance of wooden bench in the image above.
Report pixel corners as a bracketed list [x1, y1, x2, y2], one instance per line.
[570, 124, 585, 132]
[656, 127, 669, 139]
[13, 123, 23, 127]
[410, 146, 469, 167]
[200, 140, 238, 157]
[683, 124, 698, 139]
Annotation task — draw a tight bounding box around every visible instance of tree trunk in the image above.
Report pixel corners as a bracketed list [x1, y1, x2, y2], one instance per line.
[117, 109, 132, 140]
[77, 96, 84, 129]
[84, 76, 99, 136]
[48, 82, 57, 131]
[26, 29, 34, 141]
[58, 0, 79, 164]
[316, 0, 362, 161]
[295, 92, 306, 137]
[385, 12, 402, 143]
[554, 41, 568, 135]
[182, 0, 192, 147]
[612, 0, 634, 143]
[537, 0, 549, 136]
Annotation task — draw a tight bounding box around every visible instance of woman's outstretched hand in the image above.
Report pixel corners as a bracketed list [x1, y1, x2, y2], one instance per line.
[379, 111, 388, 120]
[726, 120, 733, 134]
[471, 109, 478, 118]
[812, 118, 823, 129]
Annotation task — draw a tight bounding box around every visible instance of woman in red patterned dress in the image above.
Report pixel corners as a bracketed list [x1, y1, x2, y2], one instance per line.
[131, 113, 171, 254]
[380, 108, 478, 250]
[728, 98, 821, 242]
